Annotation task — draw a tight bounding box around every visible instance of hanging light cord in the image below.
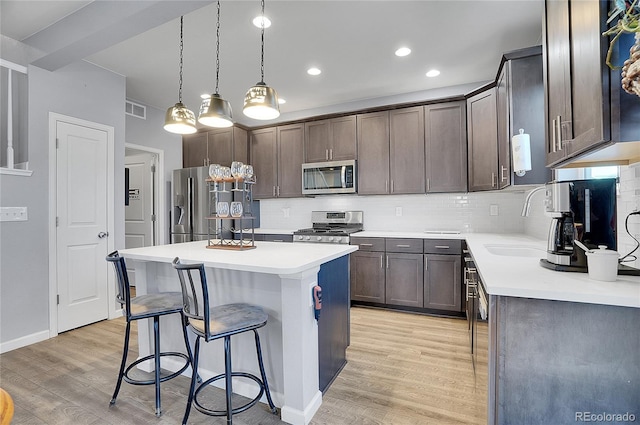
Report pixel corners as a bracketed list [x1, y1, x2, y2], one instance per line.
[215, 1, 221, 95]
[260, 0, 265, 83]
[178, 16, 184, 102]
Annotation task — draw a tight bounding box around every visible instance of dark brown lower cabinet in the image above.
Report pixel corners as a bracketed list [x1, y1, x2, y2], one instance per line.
[351, 237, 463, 314]
[424, 254, 461, 311]
[385, 253, 424, 308]
[350, 251, 385, 303]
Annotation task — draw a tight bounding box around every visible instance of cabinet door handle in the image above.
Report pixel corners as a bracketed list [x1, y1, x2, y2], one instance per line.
[385, 180, 388, 192]
[380, 255, 383, 269]
[435, 245, 450, 249]
[426, 178, 430, 191]
[329, 148, 333, 160]
[277, 186, 280, 197]
[391, 180, 394, 193]
[386, 255, 389, 269]
[425, 259, 428, 271]
[501, 165, 508, 182]
[272, 186, 276, 197]
[272, 239, 284, 242]
[326, 149, 329, 160]
[396, 244, 411, 248]
[491, 172, 497, 188]
[359, 243, 373, 247]
[551, 118, 557, 153]
[556, 115, 563, 151]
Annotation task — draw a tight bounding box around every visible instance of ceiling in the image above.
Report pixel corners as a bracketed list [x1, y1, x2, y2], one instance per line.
[0, 0, 544, 127]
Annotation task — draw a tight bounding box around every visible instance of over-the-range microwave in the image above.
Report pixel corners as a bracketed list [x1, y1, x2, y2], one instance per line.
[302, 160, 356, 195]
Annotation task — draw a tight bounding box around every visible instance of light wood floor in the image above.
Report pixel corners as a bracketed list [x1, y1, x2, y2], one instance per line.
[0, 306, 487, 424]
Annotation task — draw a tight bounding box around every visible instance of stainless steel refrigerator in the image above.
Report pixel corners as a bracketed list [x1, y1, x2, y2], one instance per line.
[171, 166, 217, 243]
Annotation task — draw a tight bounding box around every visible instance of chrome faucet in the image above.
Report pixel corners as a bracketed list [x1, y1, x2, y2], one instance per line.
[521, 185, 547, 216]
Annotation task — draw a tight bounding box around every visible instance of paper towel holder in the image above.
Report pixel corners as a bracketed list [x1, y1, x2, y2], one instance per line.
[512, 128, 532, 177]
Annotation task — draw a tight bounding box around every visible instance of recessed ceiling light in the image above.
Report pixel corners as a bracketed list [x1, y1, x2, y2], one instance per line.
[252, 16, 271, 28]
[395, 47, 411, 57]
[278, 98, 286, 104]
[200, 93, 211, 99]
[426, 69, 441, 77]
[307, 67, 322, 76]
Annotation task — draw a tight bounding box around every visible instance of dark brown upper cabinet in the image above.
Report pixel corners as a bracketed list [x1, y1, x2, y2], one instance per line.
[467, 88, 499, 192]
[304, 116, 357, 163]
[424, 101, 468, 193]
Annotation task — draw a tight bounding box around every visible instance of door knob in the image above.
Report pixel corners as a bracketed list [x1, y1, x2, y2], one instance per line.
[98, 231, 109, 239]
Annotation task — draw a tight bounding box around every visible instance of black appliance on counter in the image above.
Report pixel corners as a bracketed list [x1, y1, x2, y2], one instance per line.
[540, 178, 639, 275]
[294, 211, 363, 244]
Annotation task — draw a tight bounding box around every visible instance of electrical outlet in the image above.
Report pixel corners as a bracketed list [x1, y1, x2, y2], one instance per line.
[283, 208, 290, 218]
[395, 207, 402, 217]
[0, 207, 28, 222]
[490, 204, 499, 216]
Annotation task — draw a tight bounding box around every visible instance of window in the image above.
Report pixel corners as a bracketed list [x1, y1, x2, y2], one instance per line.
[0, 59, 30, 175]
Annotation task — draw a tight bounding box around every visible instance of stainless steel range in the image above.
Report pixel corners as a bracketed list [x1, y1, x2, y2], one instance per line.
[294, 211, 363, 244]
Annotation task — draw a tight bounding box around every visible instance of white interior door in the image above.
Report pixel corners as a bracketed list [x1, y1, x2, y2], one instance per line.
[125, 152, 157, 285]
[56, 121, 109, 332]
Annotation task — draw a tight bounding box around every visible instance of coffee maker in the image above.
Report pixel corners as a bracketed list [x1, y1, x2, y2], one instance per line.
[541, 179, 617, 271]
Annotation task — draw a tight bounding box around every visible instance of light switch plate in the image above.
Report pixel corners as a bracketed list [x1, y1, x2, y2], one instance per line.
[0, 207, 28, 222]
[490, 205, 499, 216]
[395, 207, 402, 216]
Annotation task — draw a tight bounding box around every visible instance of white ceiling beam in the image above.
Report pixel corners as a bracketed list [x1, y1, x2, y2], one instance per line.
[24, 0, 212, 71]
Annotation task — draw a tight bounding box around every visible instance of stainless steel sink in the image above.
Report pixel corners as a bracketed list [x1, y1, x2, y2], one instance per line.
[484, 244, 545, 257]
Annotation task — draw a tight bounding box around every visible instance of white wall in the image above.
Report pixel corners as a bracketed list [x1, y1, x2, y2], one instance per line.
[125, 103, 183, 243]
[0, 57, 125, 348]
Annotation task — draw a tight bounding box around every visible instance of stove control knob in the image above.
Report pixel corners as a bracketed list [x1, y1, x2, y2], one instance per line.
[335, 238, 342, 243]
[305, 236, 311, 241]
[316, 236, 322, 241]
[297, 235, 304, 241]
[328, 236, 334, 241]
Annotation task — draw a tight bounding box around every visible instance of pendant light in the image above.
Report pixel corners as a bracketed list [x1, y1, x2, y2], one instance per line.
[243, 0, 280, 120]
[164, 16, 197, 135]
[198, 1, 233, 128]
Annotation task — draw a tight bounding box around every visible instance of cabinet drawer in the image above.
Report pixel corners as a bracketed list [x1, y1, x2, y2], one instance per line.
[350, 237, 385, 251]
[263, 234, 293, 242]
[423, 239, 461, 255]
[385, 238, 423, 253]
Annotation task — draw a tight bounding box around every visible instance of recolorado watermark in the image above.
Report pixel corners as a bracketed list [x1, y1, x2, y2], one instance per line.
[575, 412, 637, 422]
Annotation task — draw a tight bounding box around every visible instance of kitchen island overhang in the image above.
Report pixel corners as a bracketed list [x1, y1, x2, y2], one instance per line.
[119, 240, 357, 425]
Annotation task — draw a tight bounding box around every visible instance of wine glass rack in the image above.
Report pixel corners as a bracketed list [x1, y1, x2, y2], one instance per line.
[205, 178, 256, 250]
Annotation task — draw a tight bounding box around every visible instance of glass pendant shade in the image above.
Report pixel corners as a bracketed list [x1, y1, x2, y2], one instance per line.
[199, 94, 233, 128]
[164, 102, 197, 134]
[243, 81, 280, 120]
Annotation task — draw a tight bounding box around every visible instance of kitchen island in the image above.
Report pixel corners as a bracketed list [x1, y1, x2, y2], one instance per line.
[119, 240, 357, 425]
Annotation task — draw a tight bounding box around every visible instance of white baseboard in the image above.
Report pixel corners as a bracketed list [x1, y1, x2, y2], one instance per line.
[0, 330, 50, 354]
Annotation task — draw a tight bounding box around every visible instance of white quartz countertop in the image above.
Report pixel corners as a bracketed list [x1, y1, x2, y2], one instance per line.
[349, 231, 640, 308]
[119, 240, 357, 275]
[464, 234, 640, 308]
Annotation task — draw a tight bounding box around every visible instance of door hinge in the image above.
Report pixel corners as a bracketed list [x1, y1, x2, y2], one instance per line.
[56, 216, 59, 227]
[151, 164, 156, 173]
[57, 295, 60, 305]
[151, 214, 156, 222]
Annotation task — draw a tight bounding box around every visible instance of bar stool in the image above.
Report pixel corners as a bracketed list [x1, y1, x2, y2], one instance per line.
[106, 251, 195, 416]
[172, 257, 277, 425]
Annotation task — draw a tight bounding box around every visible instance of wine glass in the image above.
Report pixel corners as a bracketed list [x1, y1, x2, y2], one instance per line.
[231, 161, 245, 189]
[230, 201, 243, 218]
[209, 164, 220, 181]
[244, 164, 254, 182]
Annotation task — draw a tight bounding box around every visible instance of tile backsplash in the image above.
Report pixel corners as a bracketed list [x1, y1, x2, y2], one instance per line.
[260, 189, 529, 234]
[617, 164, 640, 269]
